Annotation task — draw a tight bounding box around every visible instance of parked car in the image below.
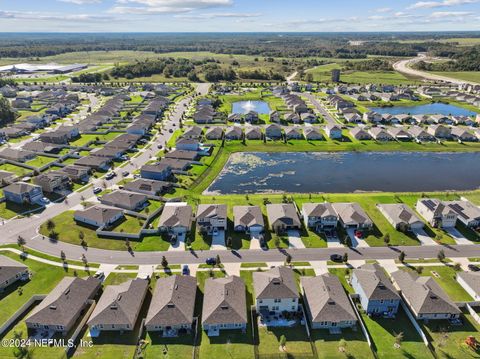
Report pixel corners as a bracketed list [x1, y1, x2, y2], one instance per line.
[182, 265, 189, 275]
[468, 264, 480, 272]
[354, 230, 363, 238]
[122, 171, 129, 177]
[168, 129, 173, 133]
[93, 187, 102, 194]
[42, 197, 50, 204]
[105, 172, 116, 180]
[212, 228, 219, 235]
[330, 254, 343, 262]
[157, 144, 163, 149]
[205, 257, 217, 265]
[94, 271, 105, 280]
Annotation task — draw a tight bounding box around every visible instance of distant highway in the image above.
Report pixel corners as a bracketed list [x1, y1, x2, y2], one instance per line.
[393, 54, 479, 85]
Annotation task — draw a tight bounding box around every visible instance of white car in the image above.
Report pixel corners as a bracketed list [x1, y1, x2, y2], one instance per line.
[42, 197, 50, 204]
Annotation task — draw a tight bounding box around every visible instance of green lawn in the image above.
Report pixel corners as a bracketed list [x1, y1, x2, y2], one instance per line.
[311, 328, 373, 359]
[431, 71, 480, 84]
[0, 251, 90, 328]
[0, 201, 44, 219]
[420, 310, 480, 359]
[257, 326, 315, 358]
[103, 272, 137, 286]
[401, 265, 473, 302]
[25, 155, 58, 168]
[360, 305, 433, 358]
[143, 332, 194, 359]
[0, 163, 31, 177]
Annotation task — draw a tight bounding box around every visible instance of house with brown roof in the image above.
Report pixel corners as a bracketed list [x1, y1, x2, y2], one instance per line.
[245, 126, 263, 140]
[377, 203, 424, 231]
[196, 204, 227, 234]
[304, 127, 324, 140]
[253, 266, 299, 319]
[202, 276, 247, 336]
[302, 202, 338, 231]
[25, 277, 101, 336]
[34, 171, 71, 193]
[301, 274, 357, 331]
[332, 202, 373, 229]
[0, 148, 36, 162]
[59, 165, 90, 183]
[75, 156, 111, 171]
[266, 203, 301, 233]
[123, 179, 172, 196]
[88, 278, 149, 333]
[158, 203, 193, 237]
[145, 275, 197, 336]
[205, 127, 224, 140]
[349, 127, 372, 141]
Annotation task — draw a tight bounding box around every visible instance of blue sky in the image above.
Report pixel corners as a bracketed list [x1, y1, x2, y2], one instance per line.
[0, 0, 479, 32]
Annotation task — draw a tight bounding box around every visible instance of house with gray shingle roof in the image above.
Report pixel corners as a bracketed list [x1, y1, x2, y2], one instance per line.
[233, 206, 264, 233]
[245, 126, 263, 140]
[377, 203, 424, 231]
[0, 255, 29, 292]
[391, 270, 460, 321]
[416, 199, 457, 228]
[302, 202, 338, 231]
[350, 127, 372, 141]
[26, 277, 101, 335]
[205, 127, 223, 140]
[202, 276, 247, 336]
[99, 190, 148, 211]
[3, 182, 44, 205]
[145, 275, 197, 335]
[196, 204, 227, 234]
[253, 266, 299, 318]
[304, 127, 323, 140]
[444, 200, 480, 228]
[266, 203, 301, 233]
[88, 278, 149, 333]
[351, 264, 400, 316]
[123, 179, 172, 196]
[158, 203, 193, 237]
[332, 202, 373, 229]
[456, 272, 480, 301]
[74, 205, 124, 229]
[301, 274, 357, 331]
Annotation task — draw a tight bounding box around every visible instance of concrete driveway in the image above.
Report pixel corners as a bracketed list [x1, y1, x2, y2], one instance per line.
[445, 228, 473, 245]
[347, 228, 369, 248]
[412, 228, 438, 246]
[169, 232, 186, 251]
[211, 229, 226, 250]
[249, 231, 262, 249]
[287, 229, 305, 249]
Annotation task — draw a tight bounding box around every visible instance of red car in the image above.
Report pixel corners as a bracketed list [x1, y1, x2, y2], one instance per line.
[354, 230, 363, 238]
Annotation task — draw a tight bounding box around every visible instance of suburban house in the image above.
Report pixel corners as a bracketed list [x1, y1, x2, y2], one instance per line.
[377, 204, 424, 231]
[427, 125, 451, 139]
[285, 112, 301, 124]
[165, 150, 200, 162]
[350, 127, 372, 141]
[224, 126, 243, 140]
[302, 202, 338, 231]
[253, 266, 299, 318]
[0, 255, 29, 292]
[59, 165, 90, 183]
[443, 200, 480, 228]
[87, 278, 149, 333]
[205, 127, 224, 140]
[456, 272, 480, 301]
[183, 127, 203, 140]
[332, 203, 373, 229]
[415, 199, 457, 228]
[91, 147, 125, 160]
[245, 126, 263, 140]
[369, 127, 394, 141]
[74, 205, 124, 228]
[451, 127, 476, 142]
[304, 127, 323, 140]
[176, 138, 202, 152]
[158, 203, 193, 238]
[301, 274, 357, 331]
[25, 277, 101, 336]
[388, 127, 412, 141]
[351, 264, 400, 316]
[324, 124, 342, 139]
[140, 163, 172, 181]
[159, 158, 191, 171]
[265, 124, 283, 139]
[270, 110, 281, 123]
[202, 276, 247, 336]
[0, 148, 36, 162]
[363, 111, 383, 123]
[233, 205, 265, 233]
[3, 182, 44, 205]
[284, 127, 304, 140]
[145, 275, 197, 336]
[75, 156, 111, 171]
[408, 126, 435, 142]
[391, 270, 460, 321]
[99, 190, 148, 211]
[266, 203, 301, 233]
[33, 171, 71, 193]
[196, 204, 227, 234]
[301, 113, 317, 123]
[0, 170, 16, 186]
[123, 179, 171, 196]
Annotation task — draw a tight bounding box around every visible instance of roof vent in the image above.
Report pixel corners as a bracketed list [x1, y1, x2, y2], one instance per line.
[49, 305, 57, 310]
[221, 305, 229, 310]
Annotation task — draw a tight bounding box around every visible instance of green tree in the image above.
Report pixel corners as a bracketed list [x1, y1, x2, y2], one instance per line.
[437, 249, 446, 262]
[398, 251, 406, 263]
[342, 252, 348, 263]
[279, 334, 287, 349]
[161, 256, 169, 268]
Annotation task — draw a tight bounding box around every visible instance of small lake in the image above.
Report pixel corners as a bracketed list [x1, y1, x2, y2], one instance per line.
[206, 152, 480, 194]
[232, 100, 270, 114]
[369, 103, 476, 116]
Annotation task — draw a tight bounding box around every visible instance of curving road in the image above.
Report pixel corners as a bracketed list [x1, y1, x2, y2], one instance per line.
[393, 54, 478, 85]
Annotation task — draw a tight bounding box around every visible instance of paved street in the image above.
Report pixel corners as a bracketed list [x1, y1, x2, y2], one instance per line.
[301, 92, 339, 126]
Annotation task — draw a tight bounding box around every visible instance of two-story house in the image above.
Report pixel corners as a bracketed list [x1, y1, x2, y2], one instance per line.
[196, 204, 227, 234]
[351, 264, 400, 317]
[415, 199, 457, 228]
[302, 202, 338, 232]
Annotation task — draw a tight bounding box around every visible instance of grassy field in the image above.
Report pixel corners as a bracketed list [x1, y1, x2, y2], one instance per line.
[431, 71, 480, 84]
[0, 163, 31, 176]
[311, 328, 372, 359]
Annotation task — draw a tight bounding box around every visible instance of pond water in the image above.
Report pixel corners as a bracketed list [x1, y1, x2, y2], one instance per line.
[206, 152, 480, 194]
[369, 103, 476, 116]
[232, 100, 271, 114]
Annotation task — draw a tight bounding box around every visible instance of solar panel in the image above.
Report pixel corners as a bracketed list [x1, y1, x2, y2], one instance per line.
[422, 199, 437, 211]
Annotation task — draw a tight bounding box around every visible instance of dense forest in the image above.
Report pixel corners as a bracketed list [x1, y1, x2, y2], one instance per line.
[343, 58, 393, 71]
[415, 46, 480, 71]
[0, 33, 475, 60]
[0, 97, 16, 125]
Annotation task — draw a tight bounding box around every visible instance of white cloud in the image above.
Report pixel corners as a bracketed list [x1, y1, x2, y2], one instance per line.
[59, 0, 102, 4]
[408, 0, 478, 9]
[372, 7, 392, 13]
[110, 0, 233, 14]
[429, 10, 474, 16]
[175, 12, 261, 19]
[0, 10, 112, 21]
